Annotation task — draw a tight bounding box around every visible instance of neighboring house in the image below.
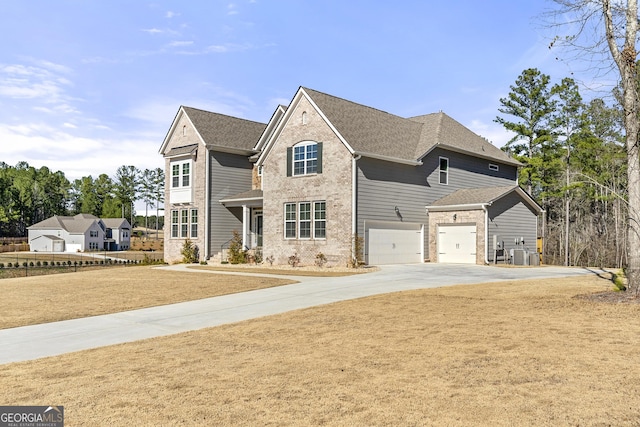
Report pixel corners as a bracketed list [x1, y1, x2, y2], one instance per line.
[160, 87, 542, 265]
[28, 214, 131, 252]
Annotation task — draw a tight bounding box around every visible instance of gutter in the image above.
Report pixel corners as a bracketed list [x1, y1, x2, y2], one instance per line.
[352, 151, 422, 166]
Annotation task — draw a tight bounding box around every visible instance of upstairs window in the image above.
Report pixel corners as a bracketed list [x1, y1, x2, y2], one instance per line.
[171, 160, 191, 188]
[439, 157, 449, 185]
[287, 141, 322, 176]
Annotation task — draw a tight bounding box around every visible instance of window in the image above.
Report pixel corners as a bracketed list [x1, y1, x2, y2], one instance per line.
[284, 201, 327, 240]
[181, 209, 189, 238]
[285, 203, 297, 238]
[489, 163, 499, 171]
[299, 202, 311, 238]
[172, 164, 180, 187]
[190, 209, 198, 238]
[182, 163, 190, 187]
[171, 210, 179, 238]
[314, 201, 326, 238]
[89, 230, 98, 238]
[287, 142, 322, 176]
[171, 160, 191, 188]
[439, 157, 449, 185]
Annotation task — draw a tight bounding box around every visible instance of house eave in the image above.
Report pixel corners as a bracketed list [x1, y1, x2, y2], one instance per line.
[354, 151, 423, 166]
[206, 144, 258, 156]
[426, 203, 491, 213]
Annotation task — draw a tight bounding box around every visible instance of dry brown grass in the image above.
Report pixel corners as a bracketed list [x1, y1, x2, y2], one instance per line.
[0, 266, 295, 329]
[2, 272, 640, 425]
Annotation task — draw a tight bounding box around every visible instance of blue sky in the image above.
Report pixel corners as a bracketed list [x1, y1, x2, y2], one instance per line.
[0, 1, 606, 184]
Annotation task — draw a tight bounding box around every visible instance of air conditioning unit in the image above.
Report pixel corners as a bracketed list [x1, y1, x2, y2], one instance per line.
[512, 249, 527, 266]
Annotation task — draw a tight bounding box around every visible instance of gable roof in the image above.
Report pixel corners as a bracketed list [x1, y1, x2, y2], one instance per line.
[102, 218, 131, 229]
[29, 214, 102, 234]
[301, 87, 520, 166]
[426, 186, 542, 213]
[159, 106, 267, 156]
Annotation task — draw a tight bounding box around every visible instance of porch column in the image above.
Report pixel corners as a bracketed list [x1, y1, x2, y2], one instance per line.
[242, 205, 250, 249]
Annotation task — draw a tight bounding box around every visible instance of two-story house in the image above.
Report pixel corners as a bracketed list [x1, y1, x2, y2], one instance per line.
[28, 214, 131, 252]
[160, 87, 542, 266]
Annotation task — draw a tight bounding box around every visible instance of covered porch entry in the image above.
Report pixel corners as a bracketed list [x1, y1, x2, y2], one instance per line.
[219, 189, 263, 252]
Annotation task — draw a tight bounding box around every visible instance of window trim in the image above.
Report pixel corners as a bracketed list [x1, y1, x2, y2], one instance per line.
[489, 163, 499, 171]
[171, 210, 179, 238]
[287, 141, 322, 176]
[439, 156, 449, 185]
[190, 208, 198, 238]
[170, 159, 192, 189]
[284, 201, 327, 240]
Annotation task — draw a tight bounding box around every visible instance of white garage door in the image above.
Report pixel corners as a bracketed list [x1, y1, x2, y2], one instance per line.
[366, 222, 423, 265]
[437, 224, 477, 264]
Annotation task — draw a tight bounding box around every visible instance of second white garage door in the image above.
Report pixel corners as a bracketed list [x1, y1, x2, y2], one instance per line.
[437, 224, 477, 264]
[366, 221, 423, 265]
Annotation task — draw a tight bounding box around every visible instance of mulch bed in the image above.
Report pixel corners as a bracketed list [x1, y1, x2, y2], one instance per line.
[577, 290, 640, 304]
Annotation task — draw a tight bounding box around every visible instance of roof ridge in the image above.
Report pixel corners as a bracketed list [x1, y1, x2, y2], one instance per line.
[182, 106, 266, 126]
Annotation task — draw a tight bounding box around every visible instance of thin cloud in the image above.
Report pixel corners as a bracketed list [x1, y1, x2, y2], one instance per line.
[166, 11, 179, 18]
[168, 40, 194, 47]
[142, 28, 164, 35]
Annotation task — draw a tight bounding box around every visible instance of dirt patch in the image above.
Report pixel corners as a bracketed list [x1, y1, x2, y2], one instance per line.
[2, 273, 639, 425]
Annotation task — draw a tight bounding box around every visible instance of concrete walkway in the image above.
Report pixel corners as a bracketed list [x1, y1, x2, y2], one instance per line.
[0, 263, 603, 365]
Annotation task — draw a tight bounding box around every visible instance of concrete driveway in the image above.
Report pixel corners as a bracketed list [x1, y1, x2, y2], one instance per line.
[0, 263, 603, 364]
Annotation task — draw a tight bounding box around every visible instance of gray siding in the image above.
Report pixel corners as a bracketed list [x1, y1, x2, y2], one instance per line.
[356, 157, 430, 257]
[487, 192, 538, 262]
[208, 151, 253, 255]
[424, 148, 518, 203]
[357, 150, 519, 260]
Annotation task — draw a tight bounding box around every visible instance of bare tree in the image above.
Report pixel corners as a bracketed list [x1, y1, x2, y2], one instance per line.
[549, 0, 640, 295]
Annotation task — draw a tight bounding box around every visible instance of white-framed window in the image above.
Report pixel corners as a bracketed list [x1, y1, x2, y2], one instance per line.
[89, 230, 98, 238]
[171, 210, 179, 238]
[314, 201, 326, 238]
[284, 201, 327, 240]
[190, 209, 198, 238]
[285, 203, 297, 238]
[489, 163, 499, 171]
[172, 208, 197, 239]
[439, 157, 449, 185]
[171, 160, 191, 188]
[180, 209, 189, 238]
[287, 141, 322, 176]
[294, 142, 318, 175]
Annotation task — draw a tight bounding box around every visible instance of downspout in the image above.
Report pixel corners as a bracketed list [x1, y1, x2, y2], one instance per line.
[204, 152, 210, 259]
[352, 154, 361, 261]
[482, 203, 490, 265]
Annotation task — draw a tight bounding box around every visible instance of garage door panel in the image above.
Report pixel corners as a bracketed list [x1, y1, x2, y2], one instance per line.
[438, 225, 476, 264]
[367, 224, 422, 265]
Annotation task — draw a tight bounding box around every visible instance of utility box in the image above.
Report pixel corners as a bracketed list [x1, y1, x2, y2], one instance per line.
[529, 252, 540, 266]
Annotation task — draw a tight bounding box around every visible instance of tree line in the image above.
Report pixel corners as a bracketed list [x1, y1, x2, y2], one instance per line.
[0, 162, 164, 237]
[496, 67, 627, 268]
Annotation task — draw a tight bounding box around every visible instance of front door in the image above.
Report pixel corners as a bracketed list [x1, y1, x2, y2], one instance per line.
[254, 211, 263, 247]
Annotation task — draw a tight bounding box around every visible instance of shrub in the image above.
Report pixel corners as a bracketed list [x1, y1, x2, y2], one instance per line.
[613, 269, 627, 292]
[181, 239, 199, 263]
[36, 261, 41, 267]
[349, 233, 365, 268]
[228, 230, 246, 264]
[265, 255, 274, 266]
[42, 261, 48, 267]
[288, 253, 300, 267]
[0, 263, 4, 269]
[315, 252, 327, 268]
[23, 262, 28, 268]
[7, 262, 12, 268]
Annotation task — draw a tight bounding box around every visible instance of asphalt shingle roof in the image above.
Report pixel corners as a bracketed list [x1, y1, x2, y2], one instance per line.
[182, 106, 266, 151]
[302, 87, 520, 166]
[429, 186, 520, 207]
